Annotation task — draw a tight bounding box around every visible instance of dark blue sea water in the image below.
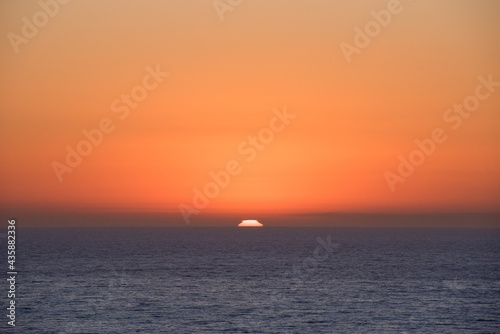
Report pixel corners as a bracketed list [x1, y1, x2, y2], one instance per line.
[4, 227, 500, 333]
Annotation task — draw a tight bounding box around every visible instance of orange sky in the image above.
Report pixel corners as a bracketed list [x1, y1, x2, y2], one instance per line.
[1, 0, 499, 224]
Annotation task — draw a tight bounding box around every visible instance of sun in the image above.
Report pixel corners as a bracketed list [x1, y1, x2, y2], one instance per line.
[238, 220, 263, 227]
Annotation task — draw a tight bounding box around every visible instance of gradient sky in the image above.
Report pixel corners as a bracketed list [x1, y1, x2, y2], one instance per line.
[1, 0, 499, 225]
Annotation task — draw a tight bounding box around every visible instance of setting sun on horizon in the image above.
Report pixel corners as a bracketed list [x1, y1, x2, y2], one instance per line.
[238, 220, 263, 227]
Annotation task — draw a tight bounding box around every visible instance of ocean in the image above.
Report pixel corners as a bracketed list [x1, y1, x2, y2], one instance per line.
[6, 227, 500, 333]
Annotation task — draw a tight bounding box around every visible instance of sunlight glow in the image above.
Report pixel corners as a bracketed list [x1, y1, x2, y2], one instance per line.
[238, 220, 263, 227]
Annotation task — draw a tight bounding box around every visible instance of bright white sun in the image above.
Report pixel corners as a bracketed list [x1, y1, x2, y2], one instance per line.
[238, 220, 263, 227]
